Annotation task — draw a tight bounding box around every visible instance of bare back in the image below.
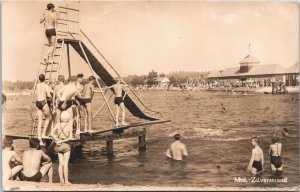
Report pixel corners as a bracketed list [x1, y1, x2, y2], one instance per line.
[22, 150, 44, 176]
[270, 143, 282, 156]
[42, 11, 57, 29]
[252, 146, 263, 161]
[82, 83, 94, 98]
[169, 140, 188, 161]
[36, 83, 50, 101]
[59, 83, 77, 101]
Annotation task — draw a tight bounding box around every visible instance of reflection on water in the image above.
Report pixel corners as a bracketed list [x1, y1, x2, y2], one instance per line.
[3, 91, 299, 187]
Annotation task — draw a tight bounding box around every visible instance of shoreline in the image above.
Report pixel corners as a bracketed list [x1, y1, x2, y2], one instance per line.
[4, 181, 299, 191]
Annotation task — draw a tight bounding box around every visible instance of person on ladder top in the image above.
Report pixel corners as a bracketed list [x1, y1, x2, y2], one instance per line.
[40, 3, 58, 64]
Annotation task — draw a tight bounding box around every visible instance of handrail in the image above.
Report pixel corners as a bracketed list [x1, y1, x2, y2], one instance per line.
[57, 18, 79, 23]
[80, 29, 163, 118]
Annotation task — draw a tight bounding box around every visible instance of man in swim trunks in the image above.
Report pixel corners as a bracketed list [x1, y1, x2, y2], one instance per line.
[40, 3, 58, 64]
[19, 139, 53, 183]
[247, 136, 264, 175]
[50, 110, 73, 184]
[166, 134, 188, 161]
[56, 76, 82, 129]
[105, 78, 128, 127]
[2, 137, 23, 186]
[73, 74, 84, 134]
[269, 135, 283, 172]
[80, 76, 101, 132]
[36, 74, 52, 146]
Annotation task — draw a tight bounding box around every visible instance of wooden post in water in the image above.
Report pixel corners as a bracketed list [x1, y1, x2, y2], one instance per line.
[106, 136, 113, 156]
[138, 129, 146, 151]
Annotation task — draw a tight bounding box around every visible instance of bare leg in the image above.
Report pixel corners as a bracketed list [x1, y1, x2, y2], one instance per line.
[86, 103, 92, 132]
[40, 162, 53, 183]
[42, 105, 51, 137]
[47, 36, 56, 63]
[120, 102, 127, 125]
[74, 106, 80, 134]
[57, 153, 65, 184]
[115, 104, 120, 127]
[63, 151, 71, 184]
[37, 110, 44, 145]
[83, 106, 88, 132]
[11, 165, 23, 179]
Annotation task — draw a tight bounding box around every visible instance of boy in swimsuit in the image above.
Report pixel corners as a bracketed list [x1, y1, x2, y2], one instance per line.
[40, 3, 58, 63]
[50, 110, 73, 184]
[72, 74, 84, 134]
[105, 78, 128, 127]
[80, 76, 101, 132]
[2, 137, 23, 186]
[35, 74, 52, 146]
[269, 135, 283, 172]
[56, 76, 81, 129]
[19, 139, 53, 183]
[166, 134, 188, 161]
[247, 136, 264, 175]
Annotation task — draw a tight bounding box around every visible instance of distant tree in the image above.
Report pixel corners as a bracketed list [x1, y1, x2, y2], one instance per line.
[147, 70, 158, 85]
[159, 73, 166, 77]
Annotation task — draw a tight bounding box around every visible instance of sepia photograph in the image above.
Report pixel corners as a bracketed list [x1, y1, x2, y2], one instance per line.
[1, 1, 299, 191]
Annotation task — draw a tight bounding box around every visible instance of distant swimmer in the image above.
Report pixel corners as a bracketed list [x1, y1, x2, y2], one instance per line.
[166, 134, 188, 161]
[2, 137, 23, 186]
[186, 94, 192, 100]
[40, 3, 58, 64]
[291, 97, 299, 101]
[247, 136, 264, 175]
[105, 78, 129, 127]
[35, 74, 52, 146]
[50, 111, 73, 184]
[221, 103, 226, 113]
[269, 135, 283, 172]
[282, 128, 289, 136]
[19, 139, 53, 183]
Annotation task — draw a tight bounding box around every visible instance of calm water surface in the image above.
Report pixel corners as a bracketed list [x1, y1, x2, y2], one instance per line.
[3, 91, 299, 188]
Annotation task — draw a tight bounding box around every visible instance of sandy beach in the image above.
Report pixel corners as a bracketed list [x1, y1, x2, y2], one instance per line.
[5, 181, 300, 191]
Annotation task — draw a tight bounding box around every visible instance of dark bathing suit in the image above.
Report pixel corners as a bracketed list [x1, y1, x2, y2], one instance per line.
[45, 28, 56, 38]
[58, 100, 73, 111]
[19, 171, 42, 182]
[70, 99, 78, 106]
[36, 100, 47, 111]
[75, 96, 91, 106]
[270, 144, 282, 168]
[114, 97, 123, 105]
[252, 160, 262, 172]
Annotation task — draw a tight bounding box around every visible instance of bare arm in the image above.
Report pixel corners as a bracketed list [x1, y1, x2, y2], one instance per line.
[41, 153, 52, 164]
[261, 150, 264, 167]
[182, 144, 188, 157]
[247, 149, 255, 171]
[40, 13, 45, 23]
[12, 153, 23, 165]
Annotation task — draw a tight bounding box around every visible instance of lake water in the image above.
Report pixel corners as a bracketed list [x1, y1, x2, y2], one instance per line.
[3, 91, 299, 188]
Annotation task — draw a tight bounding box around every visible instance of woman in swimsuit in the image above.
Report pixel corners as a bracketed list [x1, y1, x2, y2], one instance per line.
[269, 135, 283, 172]
[247, 136, 264, 175]
[40, 3, 58, 63]
[50, 111, 73, 184]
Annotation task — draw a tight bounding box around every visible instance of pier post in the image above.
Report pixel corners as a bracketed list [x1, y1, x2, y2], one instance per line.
[138, 129, 146, 151]
[106, 137, 113, 156]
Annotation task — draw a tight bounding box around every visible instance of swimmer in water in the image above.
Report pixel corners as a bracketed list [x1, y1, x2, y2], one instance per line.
[269, 134, 283, 172]
[166, 134, 188, 161]
[221, 103, 226, 113]
[247, 136, 264, 175]
[282, 128, 289, 136]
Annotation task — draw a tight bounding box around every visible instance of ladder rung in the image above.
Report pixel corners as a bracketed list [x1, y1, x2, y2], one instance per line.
[54, 54, 60, 57]
[57, 22, 67, 25]
[58, 6, 79, 12]
[57, 34, 68, 37]
[58, 11, 67, 14]
[57, 30, 68, 33]
[41, 62, 58, 65]
[46, 70, 58, 73]
[44, 44, 62, 49]
[57, 18, 79, 23]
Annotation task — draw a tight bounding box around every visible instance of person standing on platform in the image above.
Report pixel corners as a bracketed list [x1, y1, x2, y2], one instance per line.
[105, 78, 129, 127]
[40, 3, 58, 64]
[35, 74, 52, 146]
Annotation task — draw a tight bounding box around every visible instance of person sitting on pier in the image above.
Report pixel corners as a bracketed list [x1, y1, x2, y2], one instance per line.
[3, 137, 23, 185]
[105, 78, 129, 127]
[40, 3, 58, 64]
[166, 134, 188, 161]
[19, 139, 53, 183]
[269, 135, 283, 172]
[50, 110, 73, 184]
[247, 136, 264, 175]
[36, 74, 52, 146]
[77, 76, 101, 132]
[56, 76, 82, 129]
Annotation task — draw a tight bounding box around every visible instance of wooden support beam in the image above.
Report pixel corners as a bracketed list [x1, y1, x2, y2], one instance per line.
[138, 130, 146, 151]
[106, 137, 113, 156]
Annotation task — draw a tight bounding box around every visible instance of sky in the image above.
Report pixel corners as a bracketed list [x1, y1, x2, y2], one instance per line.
[2, 1, 299, 81]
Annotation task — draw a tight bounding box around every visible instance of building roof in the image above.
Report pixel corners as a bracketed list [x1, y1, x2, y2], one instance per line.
[286, 62, 299, 74]
[239, 54, 260, 64]
[155, 77, 170, 82]
[208, 64, 289, 79]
